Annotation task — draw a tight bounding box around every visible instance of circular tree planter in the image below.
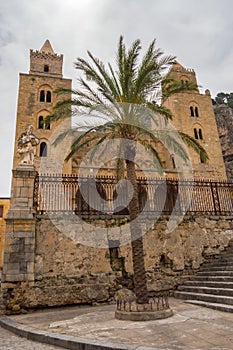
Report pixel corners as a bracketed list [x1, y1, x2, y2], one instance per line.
[115, 291, 173, 321]
[115, 308, 173, 321]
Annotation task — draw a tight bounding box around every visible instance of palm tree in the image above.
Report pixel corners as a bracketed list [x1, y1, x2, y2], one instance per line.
[50, 36, 208, 306]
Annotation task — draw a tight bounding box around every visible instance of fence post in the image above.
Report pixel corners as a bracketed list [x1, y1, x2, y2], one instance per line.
[210, 181, 221, 215]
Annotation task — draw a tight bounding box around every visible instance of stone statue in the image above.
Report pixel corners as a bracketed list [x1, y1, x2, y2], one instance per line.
[17, 125, 40, 165]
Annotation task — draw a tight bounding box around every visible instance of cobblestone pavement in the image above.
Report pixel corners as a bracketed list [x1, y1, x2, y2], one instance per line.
[0, 326, 63, 350]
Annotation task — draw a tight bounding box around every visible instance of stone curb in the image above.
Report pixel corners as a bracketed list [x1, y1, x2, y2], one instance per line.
[0, 317, 159, 350]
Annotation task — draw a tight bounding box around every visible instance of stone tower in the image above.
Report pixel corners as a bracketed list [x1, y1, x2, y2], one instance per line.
[163, 62, 227, 180]
[13, 40, 72, 173]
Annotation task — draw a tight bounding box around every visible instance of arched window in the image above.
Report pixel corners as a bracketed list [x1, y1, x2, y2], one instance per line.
[190, 106, 194, 117]
[190, 105, 199, 117]
[194, 128, 203, 140]
[40, 142, 47, 157]
[195, 107, 199, 117]
[46, 91, 51, 103]
[39, 90, 45, 102]
[44, 65, 49, 72]
[38, 116, 44, 129]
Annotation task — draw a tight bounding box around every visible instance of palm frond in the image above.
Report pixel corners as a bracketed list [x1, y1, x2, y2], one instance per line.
[88, 132, 112, 162]
[65, 134, 101, 161]
[87, 51, 120, 101]
[162, 78, 198, 101]
[147, 102, 173, 120]
[52, 128, 76, 147]
[154, 129, 189, 162]
[137, 138, 163, 175]
[179, 132, 209, 163]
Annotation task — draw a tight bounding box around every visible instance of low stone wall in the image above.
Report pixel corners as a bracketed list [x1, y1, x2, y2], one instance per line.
[1, 216, 233, 313]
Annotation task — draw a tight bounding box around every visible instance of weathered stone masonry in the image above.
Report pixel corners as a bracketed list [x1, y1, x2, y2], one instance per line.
[1, 213, 233, 313]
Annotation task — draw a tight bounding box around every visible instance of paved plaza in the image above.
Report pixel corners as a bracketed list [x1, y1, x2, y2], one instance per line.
[0, 298, 233, 349]
[0, 325, 63, 350]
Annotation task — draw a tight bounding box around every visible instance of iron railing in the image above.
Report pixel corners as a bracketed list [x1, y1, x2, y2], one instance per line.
[33, 174, 233, 217]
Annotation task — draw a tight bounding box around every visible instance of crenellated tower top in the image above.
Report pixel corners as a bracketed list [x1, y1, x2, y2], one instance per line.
[168, 61, 198, 88]
[29, 39, 63, 78]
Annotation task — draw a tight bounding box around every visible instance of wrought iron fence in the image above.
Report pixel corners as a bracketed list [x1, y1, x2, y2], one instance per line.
[33, 174, 233, 217]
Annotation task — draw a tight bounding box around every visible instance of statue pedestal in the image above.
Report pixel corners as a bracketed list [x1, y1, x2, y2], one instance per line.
[8, 165, 37, 219]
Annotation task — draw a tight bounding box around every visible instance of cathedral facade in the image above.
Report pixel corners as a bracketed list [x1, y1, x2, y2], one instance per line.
[13, 41, 226, 182]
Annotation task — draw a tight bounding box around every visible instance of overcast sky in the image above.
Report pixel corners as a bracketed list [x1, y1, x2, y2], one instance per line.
[0, 0, 233, 197]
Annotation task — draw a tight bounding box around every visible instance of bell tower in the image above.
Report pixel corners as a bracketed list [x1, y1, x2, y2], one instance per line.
[12, 40, 72, 173]
[163, 62, 227, 180]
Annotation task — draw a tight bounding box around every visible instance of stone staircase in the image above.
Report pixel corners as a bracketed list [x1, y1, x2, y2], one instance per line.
[174, 239, 233, 312]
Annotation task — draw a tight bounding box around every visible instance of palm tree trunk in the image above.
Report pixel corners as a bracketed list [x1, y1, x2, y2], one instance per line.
[125, 144, 148, 304]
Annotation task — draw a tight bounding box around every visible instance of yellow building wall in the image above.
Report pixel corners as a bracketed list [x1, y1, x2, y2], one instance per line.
[0, 198, 10, 270]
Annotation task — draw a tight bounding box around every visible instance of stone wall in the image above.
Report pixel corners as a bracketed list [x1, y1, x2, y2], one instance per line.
[2, 215, 233, 313]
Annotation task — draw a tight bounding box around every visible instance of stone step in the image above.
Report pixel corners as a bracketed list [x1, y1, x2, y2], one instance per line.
[192, 275, 233, 282]
[174, 239, 233, 313]
[185, 280, 233, 288]
[214, 257, 233, 261]
[178, 285, 233, 296]
[216, 247, 233, 256]
[216, 248, 233, 253]
[225, 244, 233, 249]
[184, 300, 233, 313]
[197, 270, 233, 276]
[220, 254, 233, 259]
[174, 291, 233, 305]
[204, 260, 233, 266]
[211, 254, 233, 258]
[200, 264, 233, 269]
[199, 266, 233, 271]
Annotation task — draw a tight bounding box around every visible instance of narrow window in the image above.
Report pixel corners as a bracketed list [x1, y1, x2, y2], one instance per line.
[40, 142, 47, 157]
[171, 155, 176, 169]
[46, 91, 51, 103]
[190, 106, 194, 117]
[39, 90, 45, 102]
[38, 116, 44, 129]
[194, 128, 198, 139]
[44, 65, 49, 72]
[195, 107, 199, 117]
[0, 205, 3, 218]
[198, 128, 203, 140]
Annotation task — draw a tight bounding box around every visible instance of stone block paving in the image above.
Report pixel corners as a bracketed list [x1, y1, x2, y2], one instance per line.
[1, 298, 233, 350]
[0, 326, 63, 349]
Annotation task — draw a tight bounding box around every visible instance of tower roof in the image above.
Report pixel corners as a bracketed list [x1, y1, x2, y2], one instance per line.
[170, 61, 187, 72]
[40, 40, 55, 54]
